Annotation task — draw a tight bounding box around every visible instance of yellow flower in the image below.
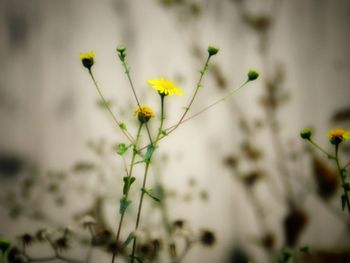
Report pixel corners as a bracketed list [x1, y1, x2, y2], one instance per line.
[147, 77, 183, 96]
[134, 105, 155, 123]
[327, 128, 350, 144]
[80, 51, 95, 69]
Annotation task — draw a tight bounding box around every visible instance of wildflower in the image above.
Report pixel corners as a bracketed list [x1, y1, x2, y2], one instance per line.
[300, 128, 312, 140]
[134, 105, 155, 123]
[207, 46, 219, 56]
[79, 51, 95, 70]
[327, 128, 350, 145]
[247, 69, 259, 81]
[147, 78, 183, 96]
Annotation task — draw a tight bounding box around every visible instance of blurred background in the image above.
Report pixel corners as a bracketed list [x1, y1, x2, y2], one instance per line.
[1, 0, 350, 262]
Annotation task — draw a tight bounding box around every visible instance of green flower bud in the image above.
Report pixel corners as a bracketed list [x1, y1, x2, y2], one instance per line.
[116, 45, 126, 61]
[208, 46, 219, 56]
[247, 69, 259, 81]
[300, 128, 312, 140]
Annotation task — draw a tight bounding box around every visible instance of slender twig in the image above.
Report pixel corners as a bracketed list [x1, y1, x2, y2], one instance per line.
[111, 123, 143, 263]
[165, 80, 248, 134]
[308, 139, 332, 158]
[119, 56, 153, 145]
[167, 55, 211, 134]
[335, 144, 350, 215]
[131, 95, 166, 262]
[130, 162, 151, 263]
[88, 69, 135, 144]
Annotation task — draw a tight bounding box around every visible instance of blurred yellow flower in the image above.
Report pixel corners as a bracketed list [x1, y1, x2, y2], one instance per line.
[80, 51, 95, 69]
[134, 105, 155, 123]
[327, 128, 350, 141]
[147, 77, 183, 96]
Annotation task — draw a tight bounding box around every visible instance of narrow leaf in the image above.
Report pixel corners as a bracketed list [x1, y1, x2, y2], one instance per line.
[119, 196, 131, 214]
[123, 176, 136, 195]
[141, 188, 160, 202]
[144, 144, 155, 163]
[124, 233, 135, 247]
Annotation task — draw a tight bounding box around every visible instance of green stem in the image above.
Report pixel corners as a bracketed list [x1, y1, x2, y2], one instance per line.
[334, 144, 350, 215]
[112, 123, 143, 263]
[167, 55, 211, 134]
[308, 139, 333, 158]
[88, 69, 135, 144]
[120, 59, 153, 145]
[131, 95, 166, 262]
[165, 80, 249, 133]
[130, 162, 150, 263]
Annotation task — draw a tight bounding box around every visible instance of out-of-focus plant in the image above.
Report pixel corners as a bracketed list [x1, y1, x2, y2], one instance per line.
[300, 128, 350, 214]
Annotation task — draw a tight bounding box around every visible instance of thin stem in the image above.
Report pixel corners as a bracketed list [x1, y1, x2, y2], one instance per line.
[112, 123, 143, 263]
[165, 80, 249, 133]
[130, 162, 151, 263]
[88, 69, 135, 144]
[120, 59, 153, 145]
[308, 139, 333, 158]
[334, 144, 350, 215]
[344, 160, 350, 170]
[167, 55, 211, 134]
[131, 95, 166, 262]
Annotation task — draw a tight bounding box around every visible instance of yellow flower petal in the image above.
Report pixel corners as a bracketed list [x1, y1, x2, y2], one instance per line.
[147, 77, 183, 96]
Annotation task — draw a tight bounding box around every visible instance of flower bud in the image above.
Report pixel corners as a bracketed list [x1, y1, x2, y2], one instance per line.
[79, 51, 95, 70]
[300, 128, 312, 140]
[134, 106, 155, 124]
[116, 45, 126, 61]
[208, 46, 219, 56]
[247, 69, 259, 81]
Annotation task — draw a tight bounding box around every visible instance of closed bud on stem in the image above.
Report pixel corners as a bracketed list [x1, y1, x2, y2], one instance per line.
[300, 128, 312, 140]
[116, 45, 126, 61]
[134, 106, 155, 124]
[247, 69, 259, 81]
[207, 46, 219, 56]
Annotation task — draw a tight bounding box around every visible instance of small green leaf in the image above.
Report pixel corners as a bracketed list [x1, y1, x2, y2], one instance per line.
[119, 123, 127, 130]
[341, 194, 347, 211]
[141, 188, 160, 202]
[117, 143, 130, 156]
[124, 233, 134, 247]
[343, 183, 350, 192]
[119, 196, 131, 214]
[161, 130, 167, 136]
[144, 145, 155, 163]
[0, 239, 11, 253]
[123, 176, 136, 195]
